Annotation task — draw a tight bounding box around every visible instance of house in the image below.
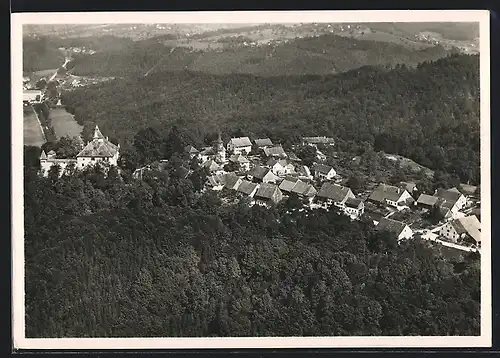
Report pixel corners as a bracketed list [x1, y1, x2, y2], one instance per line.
[287, 152, 302, 162]
[312, 164, 336, 181]
[184, 145, 199, 159]
[202, 159, 222, 173]
[23, 89, 43, 105]
[316, 182, 355, 208]
[199, 146, 216, 163]
[236, 180, 259, 197]
[227, 137, 252, 155]
[254, 138, 273, 148]
[376, 217, 413, 241]
[198, 133, 226, 164]
[247, 166, 280, 183]
[278, 176, 300, 193]
[434, 188, 467, 212]
[254, 183, 284, 206]
[267, 158, 295, 176]
[344, 198, 365, 219]
[76, 125, 120, 169]
[302, 136, 335, 147]
[416, 194, 439, 210]
[223, 172, 243, 191]
[439, 215, 481, 246]
[289, 180, 317, 203]
[399, 181, 418, 193]
[368, 183, 413, 209]
[229, 154, 250, 171]
[295, 165, 313, 180]
[263, 146, 287, 158]
[206, 173, 226, 191]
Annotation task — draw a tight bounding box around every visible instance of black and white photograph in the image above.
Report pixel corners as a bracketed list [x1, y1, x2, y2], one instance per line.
[11, 10, 491, 350]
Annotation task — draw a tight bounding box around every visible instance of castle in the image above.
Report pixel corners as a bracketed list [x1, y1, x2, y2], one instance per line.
[40, 125, 120, 177]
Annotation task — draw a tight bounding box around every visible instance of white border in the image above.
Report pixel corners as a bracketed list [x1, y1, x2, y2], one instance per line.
[12, 10, 491, 350]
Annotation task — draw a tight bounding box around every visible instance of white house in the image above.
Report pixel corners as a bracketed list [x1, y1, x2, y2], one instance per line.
[23, 90, 43, 105]
[229, 154, 251, 171]
[76, 126, 120, 169]
[368, 183, 413, 209]
[344, 198, 365, 219]
[227, 137, 252, 155]
[312, 163, 336, 180]
[267, 158, 294, 176]
[376, 217, 413, 241]
[439, 215, 481, 245]
[247, 166, 280, 183]
[434, 188, 467, 213]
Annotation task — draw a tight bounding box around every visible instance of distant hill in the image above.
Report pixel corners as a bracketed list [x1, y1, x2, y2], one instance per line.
[61, 54, 480, 185]
[68, 33, 452, 77]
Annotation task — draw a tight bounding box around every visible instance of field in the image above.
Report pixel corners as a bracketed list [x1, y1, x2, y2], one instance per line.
[50, 108, 83, 138]
[23, 106, 45, 147]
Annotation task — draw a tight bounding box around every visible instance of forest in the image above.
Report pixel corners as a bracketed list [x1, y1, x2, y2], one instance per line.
[23, 143, 480, 337]
[67, 33, 451, 77]
[62, 53, 480, 185]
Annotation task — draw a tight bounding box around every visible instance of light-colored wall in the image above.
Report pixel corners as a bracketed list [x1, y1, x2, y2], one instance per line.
[439, 223, 459, 243]
[398, 226, 413, 241]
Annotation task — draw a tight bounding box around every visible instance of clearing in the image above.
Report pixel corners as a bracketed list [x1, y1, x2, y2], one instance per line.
[23, 106, 45, 147]
[50, 108, 83, 139]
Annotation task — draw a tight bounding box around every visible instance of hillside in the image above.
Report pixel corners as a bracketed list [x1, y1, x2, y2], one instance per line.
[61, 54, 480, 185]
[68, 33, 452, 77]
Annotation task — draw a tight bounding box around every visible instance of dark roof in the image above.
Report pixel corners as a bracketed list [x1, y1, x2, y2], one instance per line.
[254, 138, 273, 147]
[313, 163, 334, 174]
[184, 145, 199, 154]
[229, 137, 252, 148]
[287, 153, 301, 162]
[202, 159, 221, 171]
[417, 194, 439, 206]
[224, 172, 242, 190]
[249, 166, 271, 179]
[77, 125, 119, 158]
[345, 197, 363, 209]
[368, 184, 407, 203]
[263, 146, 286, 157]
[237, 180, 259, 195]
[435, 188, 463, 203]
[399, 181, 417, 192]
[255, 183, 280, 200]
[376, 217, 408, 236]
[291, 181, 317, 197]
[317, 182, 352, 202]
[177, 166, 190, 179]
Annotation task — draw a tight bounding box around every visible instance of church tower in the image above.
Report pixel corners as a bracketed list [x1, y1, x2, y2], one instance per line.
[213, 131, 226, 164]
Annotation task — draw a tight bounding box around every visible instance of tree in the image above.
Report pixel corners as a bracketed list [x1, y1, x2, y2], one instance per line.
[133, 127, 164, 165]
[296, 145, 317, 167]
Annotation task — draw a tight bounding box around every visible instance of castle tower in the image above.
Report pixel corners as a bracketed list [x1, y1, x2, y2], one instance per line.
[213, 131, 226, 164]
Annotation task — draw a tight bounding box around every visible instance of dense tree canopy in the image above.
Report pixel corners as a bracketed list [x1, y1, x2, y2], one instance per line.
[24, 155, 480, 338]
[62, 54, 480, 184]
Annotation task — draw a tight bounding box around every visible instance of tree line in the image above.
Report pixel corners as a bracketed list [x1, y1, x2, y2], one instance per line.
[23, 142, 480, 337]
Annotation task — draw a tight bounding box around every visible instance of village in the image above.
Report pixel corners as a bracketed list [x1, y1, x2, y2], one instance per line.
[129, 132, 482, 255]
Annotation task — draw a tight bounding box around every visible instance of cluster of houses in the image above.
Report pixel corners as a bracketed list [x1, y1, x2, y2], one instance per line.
[176, 133, 481, 249]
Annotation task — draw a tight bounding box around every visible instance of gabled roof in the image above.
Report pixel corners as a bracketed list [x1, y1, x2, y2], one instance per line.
[376, 217, 408, 237]
[229, 137, 252, 148]
[369, 183, 408, 203]
[184, 145, 199, 154]
[254, 138, 273, 147]
[249, 165, 271, 180]
[40, 150, 47, 160]
[237, 180, 259, 195]
[202, 159, 221, 171]
[207, 173, 225, 187]
[255, 183, 280, 200]
[313, 163, 335, 174]
[291, 181, 317, 197]
[434, 188, 464, 203]
[287, 152, 301, 162]
[345, 197, 363, 209]
[295, 165, 311, 177]
[229, 154, 250, 164]
[263, 146, 286, 157]
[450, 215, 481, 243]
[417, 194, 439, 207]
[200, 146, 215, 156]
[223, 172, 242, 190]
[279, 176, 300, 192]
[77, 126, 119, 158]
[317, 182, 352, 202]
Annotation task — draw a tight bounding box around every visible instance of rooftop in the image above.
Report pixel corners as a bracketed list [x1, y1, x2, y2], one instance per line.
[376, 217, 408, 236]
[417, 194, 439, 207]
[77, 126, 119, 158]
[451, 215, 481, 243]
[254, 138, 273, 147]
[255, 183, 280, 199]
[229, 137, 252, 148]
[237, 180, 259, 195]
[249, 165, 271, 180]
[369, 183, 407, 203]
[313, 163, 334, 174]
[317, 182, 352, 202]
[263, 146, 286, 157]
[345, 197, 363, 209]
